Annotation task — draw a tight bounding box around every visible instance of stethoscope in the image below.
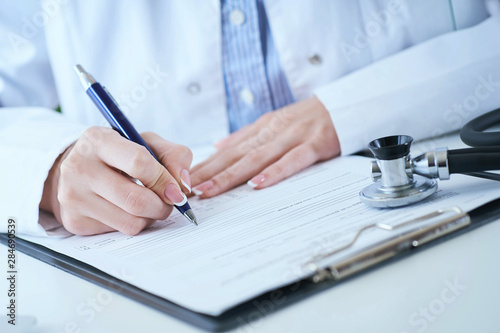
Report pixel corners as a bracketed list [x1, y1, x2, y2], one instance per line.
[360, 108, 500, 208]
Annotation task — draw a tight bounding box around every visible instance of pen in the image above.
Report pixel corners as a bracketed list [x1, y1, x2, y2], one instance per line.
[74, 64, 198, 226]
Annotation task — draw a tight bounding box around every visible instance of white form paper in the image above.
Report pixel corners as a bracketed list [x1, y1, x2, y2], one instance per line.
[24, 156, 500, 315]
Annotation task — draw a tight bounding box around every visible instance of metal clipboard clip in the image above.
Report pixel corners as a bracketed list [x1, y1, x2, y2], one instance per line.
[303, 207, 471, 284]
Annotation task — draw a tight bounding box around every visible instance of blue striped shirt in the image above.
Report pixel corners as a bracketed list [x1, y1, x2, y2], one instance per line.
[221, 0, 296, 132]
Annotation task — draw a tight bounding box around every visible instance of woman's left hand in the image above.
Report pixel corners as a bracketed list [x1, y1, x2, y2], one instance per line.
[189, 96, 341, 198]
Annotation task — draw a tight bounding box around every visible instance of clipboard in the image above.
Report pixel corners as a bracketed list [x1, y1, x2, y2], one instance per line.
[2, 198, 500, 332]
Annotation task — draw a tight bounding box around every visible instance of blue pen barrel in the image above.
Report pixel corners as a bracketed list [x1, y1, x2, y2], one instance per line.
[86, 82, 157, 159]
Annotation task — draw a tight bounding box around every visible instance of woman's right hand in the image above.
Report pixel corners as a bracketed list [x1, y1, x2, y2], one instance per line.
[39, 126, 193, 236]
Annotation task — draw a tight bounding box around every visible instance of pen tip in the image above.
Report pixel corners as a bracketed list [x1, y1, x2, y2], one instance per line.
[184, 210, 198, 226]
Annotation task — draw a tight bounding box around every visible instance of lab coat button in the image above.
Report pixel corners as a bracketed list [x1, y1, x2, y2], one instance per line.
[309, 54, 322, 65]
[229, 10, 246, 26]
[239, 88, 255, 105]
[187, 83, 201, 94]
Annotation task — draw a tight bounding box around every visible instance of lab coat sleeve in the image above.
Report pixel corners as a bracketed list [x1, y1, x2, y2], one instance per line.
[0, 2, 87, 236]
[314, 14, 500, 156]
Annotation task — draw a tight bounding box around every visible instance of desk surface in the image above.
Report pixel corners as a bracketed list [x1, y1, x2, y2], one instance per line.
[1, 215, 499, 333]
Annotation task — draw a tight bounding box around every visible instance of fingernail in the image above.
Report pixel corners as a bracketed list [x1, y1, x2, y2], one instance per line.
[192, 188, 203, 196]
[180, 169, 191, 193]
[192, 180, 214, 196]
[247, 175, 265, 188]
[165, 184, 187, 206]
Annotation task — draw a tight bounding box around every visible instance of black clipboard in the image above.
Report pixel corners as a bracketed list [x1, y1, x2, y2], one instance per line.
[2, 198, 499, 332]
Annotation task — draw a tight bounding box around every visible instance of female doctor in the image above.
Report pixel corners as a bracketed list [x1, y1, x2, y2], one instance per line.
[1, 0, 500, 236]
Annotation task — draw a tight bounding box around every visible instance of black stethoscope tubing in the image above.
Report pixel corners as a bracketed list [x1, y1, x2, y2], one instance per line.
[447, 108, 500, 180]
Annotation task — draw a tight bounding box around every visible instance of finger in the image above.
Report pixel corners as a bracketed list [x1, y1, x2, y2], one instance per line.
[190, 149, 242, 188]
[220, 109, 291, 149]
[191, 122, 264, 175]
[89, 162, 172, 220]
[60, 213, 115, 236]
[141, 132, 193, 194]
[191, 113, 287, 176]
[191, 138, 250, 175]
[83, 193, 156, 236]
[57, 187, 115, 236]
[189, 152, 221, 177]
[195, 136, 298, 198]
[192, 122, 305, 189]
[191, 125, 282, 184]
[247, 143, 319, 189]
[190, 137, 254, 176]
[87, 129, 187, 206]
[57, 161, 110, 235]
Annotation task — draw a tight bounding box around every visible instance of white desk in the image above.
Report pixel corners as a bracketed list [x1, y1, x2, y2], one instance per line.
[1, 215, 500, 333]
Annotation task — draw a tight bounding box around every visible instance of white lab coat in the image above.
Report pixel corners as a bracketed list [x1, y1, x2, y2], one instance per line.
[1, 0, 500, 236]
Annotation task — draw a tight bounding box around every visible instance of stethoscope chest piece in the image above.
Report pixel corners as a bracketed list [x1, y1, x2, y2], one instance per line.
[359, 135, 438, 208]
[360, 108, 500, 208]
